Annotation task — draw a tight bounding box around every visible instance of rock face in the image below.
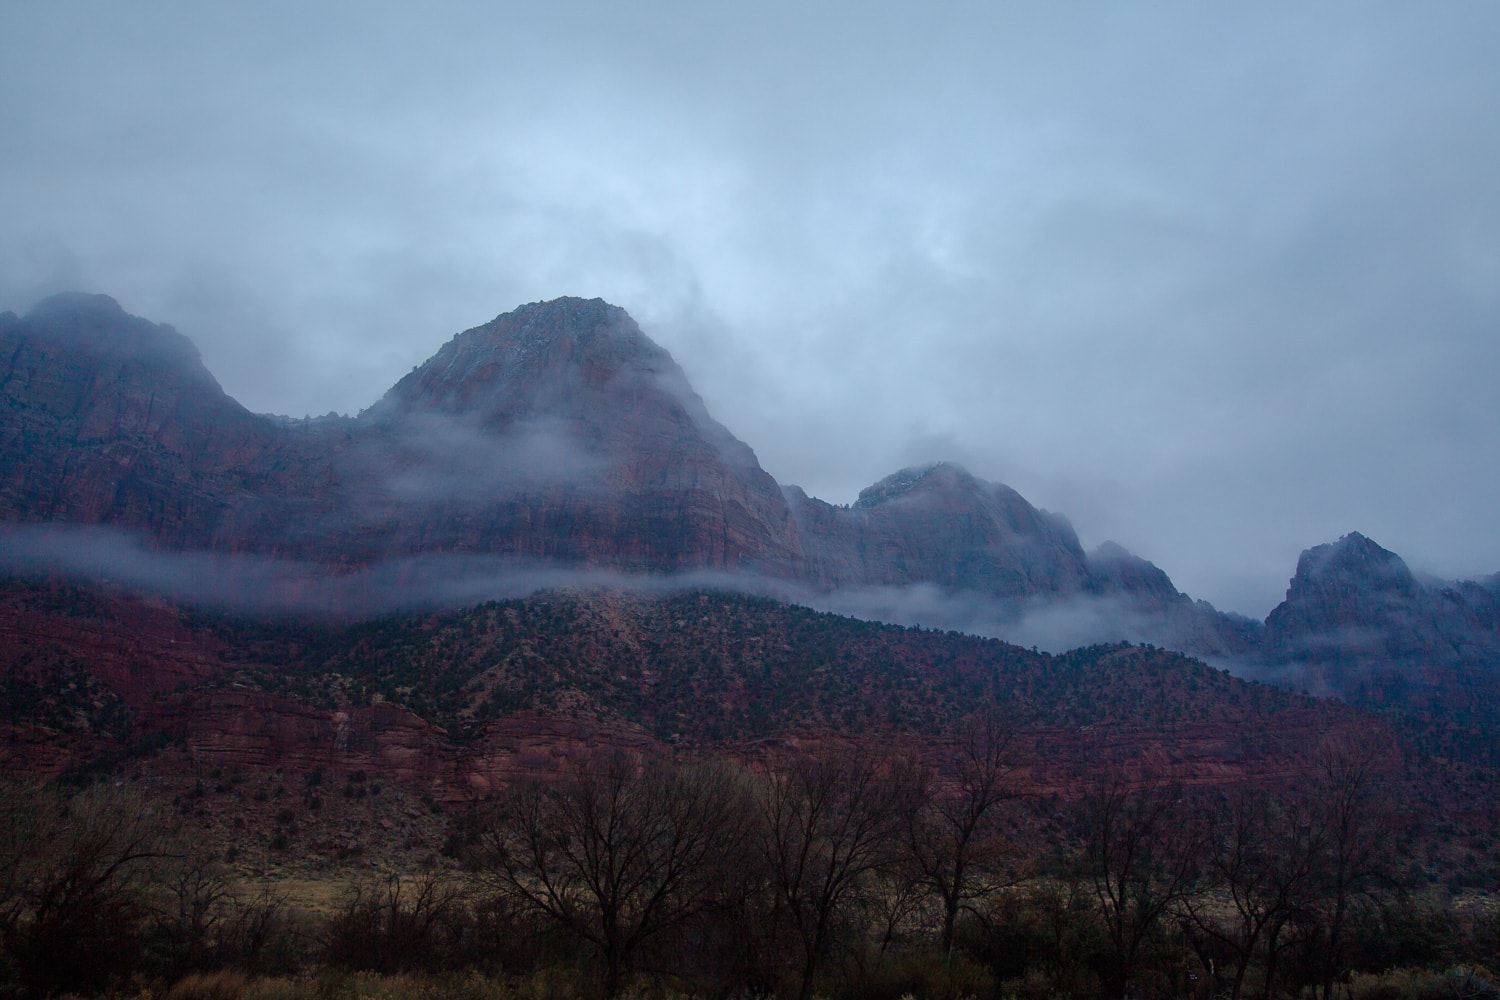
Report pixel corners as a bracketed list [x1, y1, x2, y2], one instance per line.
[0, 293, 1435, 672]
[342, 298, 804, 572]
[2, 293, 1226, 626]
[1086, 541, 1262, 657]
[1262, 532, 1428, 664]
[0, 294, 323, 549]
[1258, 532, 1500, 714]
[789, 463, 1091, 597]
[1261, 531, 1500, 667]
[1, 295, 803, 573]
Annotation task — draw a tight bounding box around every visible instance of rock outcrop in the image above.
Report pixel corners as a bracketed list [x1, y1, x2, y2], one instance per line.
[342, 297, 804, 572]
[1261, 531, 1500, 667]
[822, 462, 1091, 597]
[1257, 531, 1500, 715]
[1086, 541, 1262, 657]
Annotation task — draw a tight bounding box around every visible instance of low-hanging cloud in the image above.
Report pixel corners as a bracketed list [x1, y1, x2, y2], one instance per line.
[810, 582, 1215, 655]
[0, 523, 816, 620]
[15, 521, 1493, 711]
[345, 412, 614, 505]
[0, 523, 1175, 649]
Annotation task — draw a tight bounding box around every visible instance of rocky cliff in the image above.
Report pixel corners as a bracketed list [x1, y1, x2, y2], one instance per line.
[792, 462, 1092, 597]
[3, 293, 1245, 646]
[1257, 531, 1500, 716]
[9, 293, 1496, 690]
[0, 294, 332, 549]
[342, 297, 805, 572]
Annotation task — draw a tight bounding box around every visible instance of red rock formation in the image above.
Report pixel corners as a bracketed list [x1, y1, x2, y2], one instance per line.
[5, 293, 1466, 679]
[0, 295, 350, 553]
[1, 295, 1204, 625]
[342, 298, 806, 573]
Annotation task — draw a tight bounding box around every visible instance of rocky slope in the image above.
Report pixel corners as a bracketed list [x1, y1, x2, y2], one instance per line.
[7, 575, 1494, 889]
[0, 577, 1382, 800]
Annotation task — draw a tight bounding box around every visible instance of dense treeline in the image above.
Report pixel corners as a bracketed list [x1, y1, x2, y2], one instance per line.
[1, 725, 1495, 1000]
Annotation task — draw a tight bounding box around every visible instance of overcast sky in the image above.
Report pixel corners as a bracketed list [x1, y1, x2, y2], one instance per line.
[3, 2, 1497, 616]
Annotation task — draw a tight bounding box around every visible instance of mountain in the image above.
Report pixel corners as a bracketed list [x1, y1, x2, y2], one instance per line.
[0, 293, 317, 549]
[1086, 540, 1263, 657]
[787, 463, 1091, 597]
[4, 292, 1499, 884]
[1, 295, 803, 572]
[1, 293, 1240, 637]
[4, 293, 1497, 715]
[1258, 531, 1500, 720]
[324, 297, 806, 571]
[1262, 532, 1430, 665]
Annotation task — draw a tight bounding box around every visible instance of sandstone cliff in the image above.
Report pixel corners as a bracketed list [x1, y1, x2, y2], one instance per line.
[1258, 531, 1500, 716]
[3, 292, 1244, 648]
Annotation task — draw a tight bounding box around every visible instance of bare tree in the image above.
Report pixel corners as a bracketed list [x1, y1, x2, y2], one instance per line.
[481, 753, 752, 998]
[323, 870, 468, 974]
[0, 781, 177, 998]
[1078, 776, 1200, 1000]
[146, 851, 239, 979]
[906, 710, 1024, 955]
[1310, 735, 1394, 1000]
[757, 745, 920, 1000]
[1180, 783, 1326, 1000]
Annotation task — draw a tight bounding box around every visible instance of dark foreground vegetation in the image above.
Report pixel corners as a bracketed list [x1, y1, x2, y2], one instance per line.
[1, 721, 1495, 1000]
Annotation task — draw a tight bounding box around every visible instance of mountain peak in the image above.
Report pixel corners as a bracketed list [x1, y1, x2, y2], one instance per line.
[17, 291, 208, 376]
[26, 291, 127, 323]
[373, 297, 677, 420]
[1260, 531, 1481, 669]
[22, 292, 193, 359]
[853, 462, 978, 509]
[1290, 531, 1416, 598]
[451, 296, 646, 363]
[1088, 541, 1181, 601]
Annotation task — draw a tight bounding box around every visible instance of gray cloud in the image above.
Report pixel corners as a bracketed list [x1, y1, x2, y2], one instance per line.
[3, 2, 1498, 616]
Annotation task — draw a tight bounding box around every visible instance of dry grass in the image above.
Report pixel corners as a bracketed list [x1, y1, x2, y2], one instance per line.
[143, 969, 699, 1000]
[165, 971, 250, 1000]
[1349, 966, 1498, 1000]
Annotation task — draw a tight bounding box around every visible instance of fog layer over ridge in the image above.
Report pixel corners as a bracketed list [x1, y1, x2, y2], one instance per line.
[0, 523, 1238, 663]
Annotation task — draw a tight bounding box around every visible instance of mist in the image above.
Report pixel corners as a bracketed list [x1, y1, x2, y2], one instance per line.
[0, 523, 1246, 656]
